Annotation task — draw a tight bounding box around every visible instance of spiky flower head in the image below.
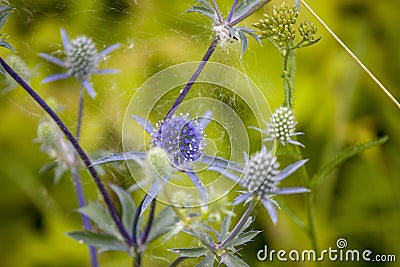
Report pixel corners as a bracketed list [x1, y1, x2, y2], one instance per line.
[66, 36, 98, 80]
[299, 20, 318, 42]
[2, 54, 31, 93]
[236, 146, 309, 224]
[241, 147, 280, 199]
[265, 106, 303, 147]
[253, 3, 299, 47]
[39, 28, 120, 98]
[151, 113, 205, 168]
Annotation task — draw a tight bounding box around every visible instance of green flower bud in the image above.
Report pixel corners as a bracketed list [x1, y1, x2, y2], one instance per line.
[37, 121, 57, 144]
[146, 147, 174, 179]
[2, 55, 31, 93]
[299, 20, 318, 42]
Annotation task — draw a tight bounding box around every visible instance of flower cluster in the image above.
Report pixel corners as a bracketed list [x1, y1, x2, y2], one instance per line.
[35, 120, 75, 183]
[151, 113, 205, 169]
[65, 36, 98, 80]
[236, 146, 308, 224]
[2, 54, 31, 93]
[39, 28, 120, 98]
[253, 3, 299, 47]
[299, 20, 318, 42]
[251, 106, 303, 147]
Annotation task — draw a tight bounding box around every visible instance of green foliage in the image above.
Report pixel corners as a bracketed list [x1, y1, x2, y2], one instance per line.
[311, 136, 389, 187]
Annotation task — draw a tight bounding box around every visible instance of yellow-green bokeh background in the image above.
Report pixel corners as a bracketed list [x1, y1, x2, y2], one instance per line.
[1, 0, 399, 266]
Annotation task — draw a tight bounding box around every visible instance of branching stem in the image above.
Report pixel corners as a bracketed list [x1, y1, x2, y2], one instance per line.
[0, 57, 133, 248]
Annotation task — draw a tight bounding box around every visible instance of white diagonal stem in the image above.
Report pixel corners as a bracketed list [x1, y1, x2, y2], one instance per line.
[301, 0, 400, 110]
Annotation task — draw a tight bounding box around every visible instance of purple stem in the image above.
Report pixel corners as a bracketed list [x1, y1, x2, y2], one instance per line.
[226, 0, 239, 23]
[218, 197, 257, 249]
[72, 88, 99, 267]
[139, 198, 156, 245]
[0, 57, 133, 248]
[163, 36, 219, 121]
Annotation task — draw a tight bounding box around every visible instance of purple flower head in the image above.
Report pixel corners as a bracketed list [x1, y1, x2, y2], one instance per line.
[151, 113, 205, 168]
[39, 28, 120, 98]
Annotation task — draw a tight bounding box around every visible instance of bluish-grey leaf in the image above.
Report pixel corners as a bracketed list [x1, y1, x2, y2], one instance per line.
[109, 184, 136, 234]
[278, 159, 308, 181]
[186, 6, 217, 21]
[91, 151, 147, 165]
[170, 247, 209, 258]
[262, 199, 278, 225]
[187, 170, 208, 203]
[67, 230, 127, 253]
[0, 6, 12, 29]
[275, 187, 309, 195]
[147, 206, 179, 243]
[195, 254, 215, 267]
[238, 30, 248, 55]
[0, 39, 14, 51]
[230, 0, 268, 25]
[78, 201, 122, 240]
[221, 253, 249, 267]
[200, 155, 243, 172]
[220, 213, 232, 241]
[228, 230, 261, 247]
[131, 115, 155, 134]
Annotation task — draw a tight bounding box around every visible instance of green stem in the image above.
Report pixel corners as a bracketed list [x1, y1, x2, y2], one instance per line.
[282, 46, 296, 108]
[292, 143, 319, 255]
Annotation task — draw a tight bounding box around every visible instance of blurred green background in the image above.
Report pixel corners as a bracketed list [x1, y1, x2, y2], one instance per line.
[1, 0, 399, 266]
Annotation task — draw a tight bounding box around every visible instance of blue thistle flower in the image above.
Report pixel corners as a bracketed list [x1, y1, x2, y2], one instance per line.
[93, 111, 244, 212]
[151, 113, 205, 168]
[235, 146, 309, 224]
[39, 28, 120, 98]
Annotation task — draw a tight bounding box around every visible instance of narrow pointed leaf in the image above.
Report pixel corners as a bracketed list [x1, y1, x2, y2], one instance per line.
[186, 6, 217, 21]
[170, 247, 209, 258]
[67, 230, 127, 252]
[229, 230, 261, 247]
[262, 199, 278, 225]
[91, 151, 147, 165]
[60, 28, 70, 52]
[78, 201, 121, 239]
[220, 213, 232, 241]
[131, 115, 155, 134]
[207, 165, 240, 183]
[0, 6, 12, 29]
[97, 43, 121, 59]
[310, 136, 388, 187]
[82, 79, 96, 99]
[39, 53, 67, 67]
[147, 206, 179, 242]
[109, 184, 136, 233]
[186, 170, 208, 203]
[200, 155, 243, 172]
[221, 253, 249, 267]
[198, 110, 212, 129]
[195, 254, 215, 267]
[275, 187, 309, 195]
[278, 159, 308, 181]
[41, 73, 71, 83]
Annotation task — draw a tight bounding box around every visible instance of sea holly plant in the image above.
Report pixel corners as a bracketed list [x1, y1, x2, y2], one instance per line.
[39, 28, 120, 98]
[0, 1, 395, 267]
